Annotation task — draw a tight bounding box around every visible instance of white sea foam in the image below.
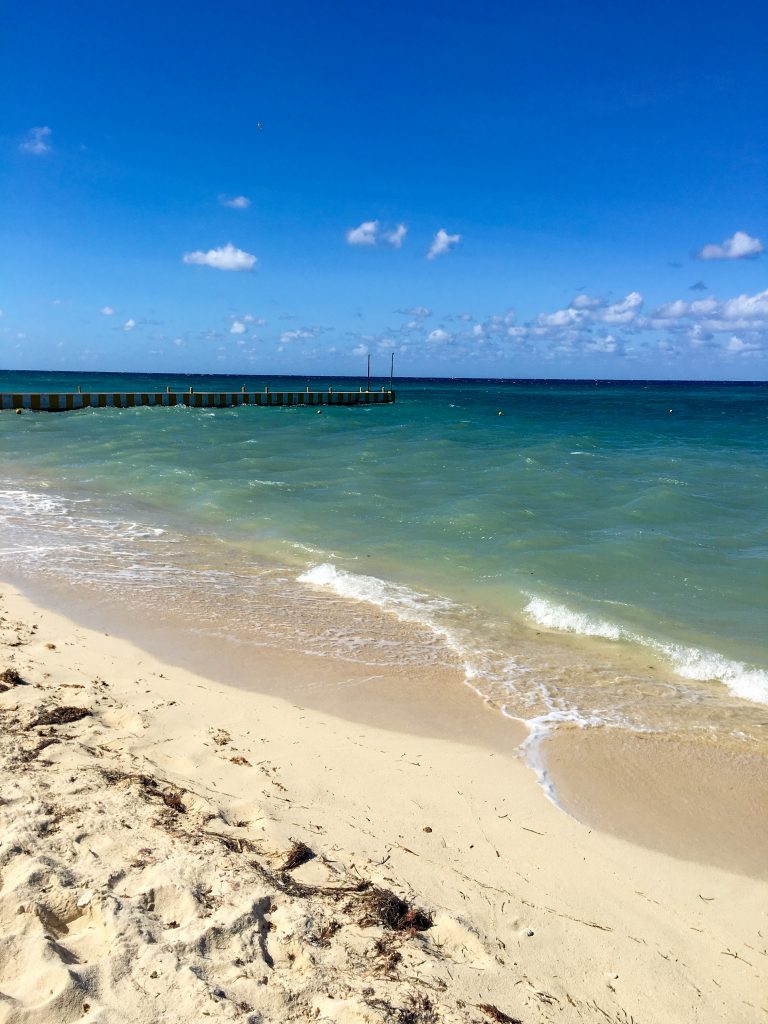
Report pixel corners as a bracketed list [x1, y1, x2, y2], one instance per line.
[298, 563, 456, 624]
[525, 597, 623, 640]
[520, 706, 604, 806]
[524, 595, 768, 705]
[298, 563, 523, 690]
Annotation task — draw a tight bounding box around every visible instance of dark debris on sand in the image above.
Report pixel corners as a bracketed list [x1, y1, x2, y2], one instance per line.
[359, 887, 433, 932]
[477, 1004, 523, 1024]
[0, 667, 25, 691]
[29, 705, 92, 728]
[281, 840, 315, 872]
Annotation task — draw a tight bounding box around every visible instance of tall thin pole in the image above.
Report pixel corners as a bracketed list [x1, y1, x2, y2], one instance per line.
[390, 351, 394, 392]
[367, 353, 371, 392]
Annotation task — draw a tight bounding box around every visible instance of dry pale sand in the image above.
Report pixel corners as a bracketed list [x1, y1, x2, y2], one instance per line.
[0, 583, 766, 1024]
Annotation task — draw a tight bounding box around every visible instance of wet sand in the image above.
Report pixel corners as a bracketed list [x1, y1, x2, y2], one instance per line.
[543, 726, 768, 880]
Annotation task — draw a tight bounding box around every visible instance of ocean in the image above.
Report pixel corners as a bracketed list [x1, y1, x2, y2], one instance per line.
[1, 371, 766, 760]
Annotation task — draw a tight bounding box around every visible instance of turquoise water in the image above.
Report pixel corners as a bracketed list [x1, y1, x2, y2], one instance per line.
[1, 371, 766, 743]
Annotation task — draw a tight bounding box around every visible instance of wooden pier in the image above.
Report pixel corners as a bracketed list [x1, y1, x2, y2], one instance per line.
[1, 388, 396, 412]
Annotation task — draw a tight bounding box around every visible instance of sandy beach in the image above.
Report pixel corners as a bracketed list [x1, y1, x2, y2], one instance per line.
[1, 581, 765, 1024]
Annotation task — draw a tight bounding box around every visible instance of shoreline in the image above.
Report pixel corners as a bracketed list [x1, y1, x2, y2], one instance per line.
[1, 581, 766, 1021]
[6, 569, 768, 882]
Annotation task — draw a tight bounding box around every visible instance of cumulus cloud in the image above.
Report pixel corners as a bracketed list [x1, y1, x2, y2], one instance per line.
[220, 195, 251, 209]
[697, 231, 764, 260]
[689, 297, 718, 315]
[537, 307, 581, 328]
[182, 243, 257, 271]
[719, 288, 768, 321]
[123, 318, 136, 332]
[584, 335, 620, 354]
[426, 328, 450, 344]
[534, 293, 642, 330]
[653, 299, 689, 319]
[383, 224, 407, 248]
[20, 126, 52, 155]
[427, 229, 461, 260]
[100, 306, 115, 316]
[352, 344, 369, 357]
[230, 321, 246, 335]
[601, 292, 643, 324]
[689, 280, 707, 291]
[346, 220, 379, 246]
[346, 220, 409, 248]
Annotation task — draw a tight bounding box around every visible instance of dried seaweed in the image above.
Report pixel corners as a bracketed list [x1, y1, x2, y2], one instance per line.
[0, 668, 25, 691]
[29, 706, 92, 728]
[477, 1004, 523, 1024]
[359, 887, 433, 932]
[162, 790, 187, 813]
[365, 992, 438, 1024]
[249, 858, 370, 900]
[281, 840, 314, 871]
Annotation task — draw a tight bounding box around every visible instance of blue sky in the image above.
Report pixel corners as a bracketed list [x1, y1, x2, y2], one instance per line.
[1, 0, 767, 379]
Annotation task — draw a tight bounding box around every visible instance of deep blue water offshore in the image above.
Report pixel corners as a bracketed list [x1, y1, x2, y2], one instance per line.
[1, 371, 766, 749]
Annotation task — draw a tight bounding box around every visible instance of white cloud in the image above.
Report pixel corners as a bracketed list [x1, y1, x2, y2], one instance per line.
[426, 328, 450, 344]
[233, 313, 267, 326]
[352, 344, 369, 356]
[280, 329, 315, 343]
[20, 126, 52, 155]
[383, 223, 407, 248]
[653, 299, 688, 319]
[230, 321, 246, 335]
[600, 292, 643, 324]
[100, 306, 115, 316]
[182, 243, 257, 271]
[220, 195, 251, 209]
[698, 231, 764, 260]
[346, 220, 379, 246]
[570, 294, 603, 310]
[688, 297, 718, 316]
[398, 305, 431, 318]
[123, 318, 136, 332]
[537, 307, 581, 328]
[584, 335, 619, 354]
[720, 288, 768, 321]
[427, 229, 461, 260]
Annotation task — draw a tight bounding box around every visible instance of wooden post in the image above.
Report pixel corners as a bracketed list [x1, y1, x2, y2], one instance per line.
[367, 354, 371, 392]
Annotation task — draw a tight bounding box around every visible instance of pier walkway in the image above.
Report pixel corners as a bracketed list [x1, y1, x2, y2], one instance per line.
[1, 389, 395, 412]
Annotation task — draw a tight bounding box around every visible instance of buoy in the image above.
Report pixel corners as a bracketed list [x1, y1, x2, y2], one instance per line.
[317, 410, 322, 415]
[498, 411, 504, 416]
